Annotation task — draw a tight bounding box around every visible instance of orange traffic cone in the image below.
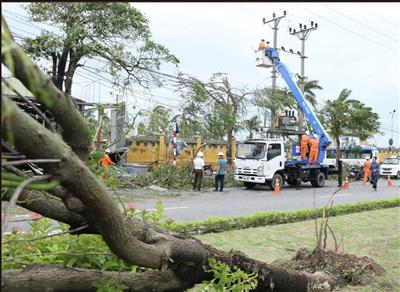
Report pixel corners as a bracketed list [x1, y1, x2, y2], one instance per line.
[387, 176, 393, 187]
[343, 177, 349, 190]
[273, 178, 281, 194]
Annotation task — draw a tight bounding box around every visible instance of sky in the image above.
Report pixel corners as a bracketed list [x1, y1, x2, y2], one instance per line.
[2, 2, 400, 148]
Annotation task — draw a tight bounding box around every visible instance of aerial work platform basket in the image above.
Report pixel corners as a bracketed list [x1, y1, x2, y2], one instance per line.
[255, 50, 273, 68]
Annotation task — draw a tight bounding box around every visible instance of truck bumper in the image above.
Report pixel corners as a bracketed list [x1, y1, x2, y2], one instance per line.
[234, 175, 266, 184]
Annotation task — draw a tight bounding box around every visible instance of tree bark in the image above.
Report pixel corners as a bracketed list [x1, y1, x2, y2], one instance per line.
[1, 265, 190, 292]
[335, 137, 341, 170]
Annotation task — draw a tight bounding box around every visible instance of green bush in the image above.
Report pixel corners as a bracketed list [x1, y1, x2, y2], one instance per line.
[167, 198, 400, 235]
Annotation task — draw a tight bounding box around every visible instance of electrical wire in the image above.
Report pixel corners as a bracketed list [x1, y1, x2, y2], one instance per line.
[323, 4, 397, 43]
[293, 4, 398, 53]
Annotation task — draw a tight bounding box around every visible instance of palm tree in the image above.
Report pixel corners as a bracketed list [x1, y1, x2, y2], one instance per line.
[244, 115, 261, 138]
[322, 89, 380, 167]
[297, 80, 323, 108]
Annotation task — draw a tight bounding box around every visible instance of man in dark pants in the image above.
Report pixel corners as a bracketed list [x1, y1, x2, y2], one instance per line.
[214, 152, 227, 192]
[370, 156, 380, 191]
[337, 159, 343, 187]
[193, 152, 204, 191]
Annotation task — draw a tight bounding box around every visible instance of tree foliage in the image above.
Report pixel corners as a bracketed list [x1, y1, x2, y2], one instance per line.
[23, 2, 179, 94]
[243, 115, 261, 138]
[321, 89, 381, 165]
[177, 72, 249, 162]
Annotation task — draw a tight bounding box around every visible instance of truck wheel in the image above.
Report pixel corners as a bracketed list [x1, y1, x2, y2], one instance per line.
[243, 182, 256, 189]
[314, 172, 326, 188]
[397, 171, 400, 180]
[270, 173, 283, 190]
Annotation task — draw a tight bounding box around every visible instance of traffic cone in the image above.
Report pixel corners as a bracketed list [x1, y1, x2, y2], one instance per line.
[387, 176, 393, 187]
[273, 178, 281, 194]
[343, 177, 349, 190]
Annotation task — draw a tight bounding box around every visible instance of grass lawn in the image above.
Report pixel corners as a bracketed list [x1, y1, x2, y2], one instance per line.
[197, 207, 400, 291]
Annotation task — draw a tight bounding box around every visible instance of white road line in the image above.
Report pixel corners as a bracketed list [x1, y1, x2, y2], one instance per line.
[146, 206, 189, 211]
[320, 194, 352, 198]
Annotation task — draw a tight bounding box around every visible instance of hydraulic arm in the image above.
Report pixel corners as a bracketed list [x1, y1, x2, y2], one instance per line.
[265, 48, 331, 163]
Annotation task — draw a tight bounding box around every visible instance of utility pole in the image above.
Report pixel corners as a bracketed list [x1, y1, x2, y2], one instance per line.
[262, 11, 286, 130]
[289, 21, 318, 132]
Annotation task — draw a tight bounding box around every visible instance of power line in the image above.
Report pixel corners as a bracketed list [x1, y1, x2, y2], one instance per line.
[293, 4, 398, 53]
[323, 4, 397, 43]
[356, 4, 399, 28]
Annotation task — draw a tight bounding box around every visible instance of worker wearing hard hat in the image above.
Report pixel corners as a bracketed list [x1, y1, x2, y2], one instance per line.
[363, 157, 371, 184]
[99, 149, 114, 169]
[300, 130, 311, 159]
[99, 149, 115, 179]
[258, 39, 269, 50]
[308, 134, 319, 165]
[193, 152, 205, 191]
[214, 152, 227, 192]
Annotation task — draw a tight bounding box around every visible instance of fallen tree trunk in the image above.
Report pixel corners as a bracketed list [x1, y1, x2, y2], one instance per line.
[1, 265, 190, 292]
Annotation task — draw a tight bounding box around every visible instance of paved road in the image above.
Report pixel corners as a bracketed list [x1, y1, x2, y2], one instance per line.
[126, 179, 400, 222]
[4, 180, 399, 232]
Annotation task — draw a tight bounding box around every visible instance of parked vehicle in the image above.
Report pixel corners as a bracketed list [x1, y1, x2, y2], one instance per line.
[324, 145, 379, 168]
[380, 156, 400, 179]
[348, 165, 364, 180]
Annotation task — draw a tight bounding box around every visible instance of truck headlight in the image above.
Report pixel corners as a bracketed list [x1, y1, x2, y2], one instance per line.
[257, 165, 264, 175]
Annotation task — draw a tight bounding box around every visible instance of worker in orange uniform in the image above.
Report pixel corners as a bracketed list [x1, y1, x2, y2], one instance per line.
[363, 157, 371, 184]
[258, 39, 268, 50]
[99, 149, 115, 179]
[300, 130, 311, 159]
[308, 134, 320, 165]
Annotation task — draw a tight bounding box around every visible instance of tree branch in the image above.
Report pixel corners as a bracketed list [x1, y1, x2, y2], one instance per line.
[1, 265, 190, 292]
[2, 17, 91, 161]
[2, 175, 51, 240]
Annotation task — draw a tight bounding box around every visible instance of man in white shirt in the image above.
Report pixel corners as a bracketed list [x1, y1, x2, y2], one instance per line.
[193, 151, 205, 191]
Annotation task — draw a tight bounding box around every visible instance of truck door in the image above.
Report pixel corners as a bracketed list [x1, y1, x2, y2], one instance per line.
[265, 143, 285, 179]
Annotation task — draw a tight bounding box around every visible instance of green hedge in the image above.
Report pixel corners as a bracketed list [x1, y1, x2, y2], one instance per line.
[167, 197, 400, 235]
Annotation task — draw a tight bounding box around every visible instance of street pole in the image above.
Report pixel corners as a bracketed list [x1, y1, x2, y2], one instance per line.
[262, 11, 286, 131]
[390, 109, 396, 149]
[289, 21, 318, 132]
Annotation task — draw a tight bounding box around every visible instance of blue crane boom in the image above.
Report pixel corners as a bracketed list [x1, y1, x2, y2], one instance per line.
[265, 48, 332, 163]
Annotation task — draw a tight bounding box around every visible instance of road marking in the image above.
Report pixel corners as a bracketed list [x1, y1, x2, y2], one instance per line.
[320, 194, 352, 198]
[146, 206, 189, 211]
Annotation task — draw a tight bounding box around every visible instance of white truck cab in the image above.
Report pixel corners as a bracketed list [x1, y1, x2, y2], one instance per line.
[234, 139, 286, 189]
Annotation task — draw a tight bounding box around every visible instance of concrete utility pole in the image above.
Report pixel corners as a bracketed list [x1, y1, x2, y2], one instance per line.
[262, 11, 286, 130]
[289, 21, 318, 132]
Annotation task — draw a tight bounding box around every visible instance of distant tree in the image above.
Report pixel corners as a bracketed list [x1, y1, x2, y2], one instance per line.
[23, 3, 179, 94]
[252, 87, 296, 129]
[143, 105, 172, 135]
[321, 89, 381, 167]
[298, 80, 323, 108]
[244, 115, 261, 138]
[177, 72, 249, 163]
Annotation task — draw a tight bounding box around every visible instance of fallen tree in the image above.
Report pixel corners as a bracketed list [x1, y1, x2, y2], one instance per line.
[1, 16, 383, 291]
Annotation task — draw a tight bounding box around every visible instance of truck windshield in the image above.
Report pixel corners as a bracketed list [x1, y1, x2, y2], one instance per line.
[383, 158, 400, 165]
[236, 143, 267, 159]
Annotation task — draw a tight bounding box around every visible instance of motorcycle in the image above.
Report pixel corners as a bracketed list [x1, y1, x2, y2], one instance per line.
[348, 165, 364, 180]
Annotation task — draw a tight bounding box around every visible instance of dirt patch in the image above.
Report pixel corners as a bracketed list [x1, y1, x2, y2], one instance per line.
[273, 247, 385, 289]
